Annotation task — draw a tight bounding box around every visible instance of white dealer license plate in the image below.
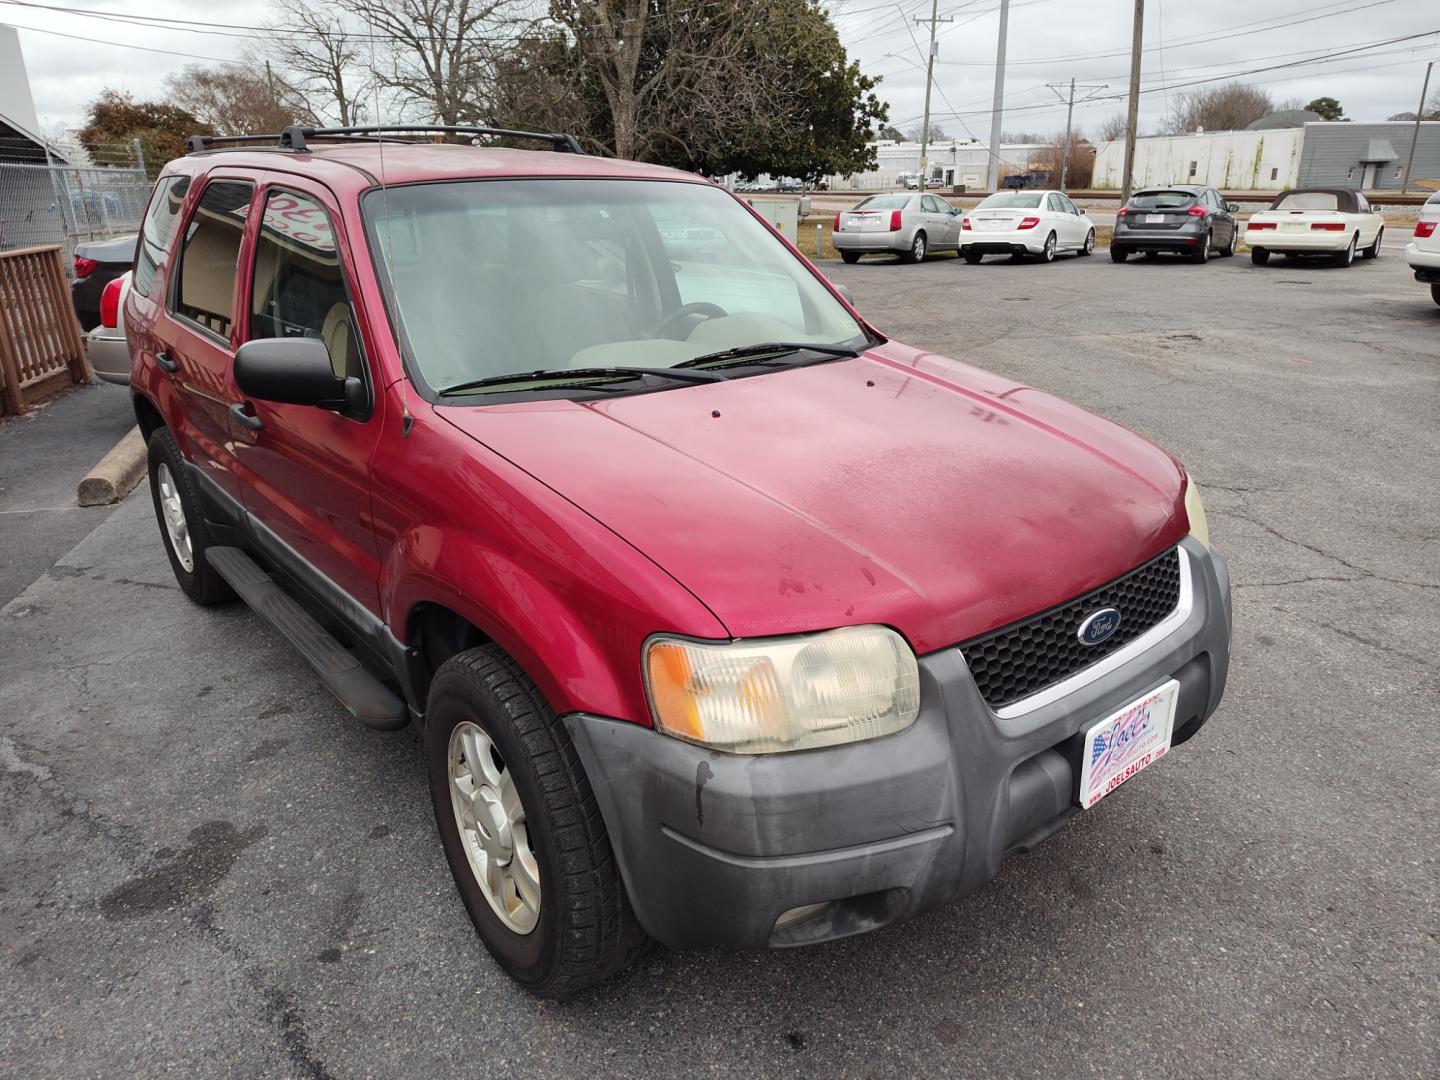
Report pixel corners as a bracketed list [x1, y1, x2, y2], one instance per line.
[1145, 213, 1165, 223]
[983, 220, 1007, 230]
[1077, 680, 1179, 809]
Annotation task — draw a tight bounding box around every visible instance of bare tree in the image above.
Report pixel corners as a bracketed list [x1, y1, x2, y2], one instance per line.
[266, 0, 371, 126]
[1036, 136, 1095, 188]
[1163, 81, 1273, 134]
[1097, 113, 1127, 142]
[336, 0, 522, 126]
[163, 64, 314, 133]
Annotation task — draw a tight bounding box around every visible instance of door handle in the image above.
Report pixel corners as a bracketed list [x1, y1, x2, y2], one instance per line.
[229, 402, 263, 432]
[155, 350, 179, 373]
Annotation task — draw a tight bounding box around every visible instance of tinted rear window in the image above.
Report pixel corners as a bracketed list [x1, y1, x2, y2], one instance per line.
[1129, 191, 1196, 209]
[1274, 192, 1339, 211]
[977, 192, 1042, 209]
[853, 194, 911, 210]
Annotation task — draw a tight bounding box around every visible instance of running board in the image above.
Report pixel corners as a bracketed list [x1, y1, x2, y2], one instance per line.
[205, 546, 408, 731]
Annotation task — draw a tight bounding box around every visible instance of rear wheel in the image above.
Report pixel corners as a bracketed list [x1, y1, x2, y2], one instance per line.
[1144, 250, 1160, 260]
[146, 428, 233, 606]
[1250, 248, 1270, 266]
[1110, 247, 1129, 263]
[1190, 232, 1211, 263]
[1039, 232, 1057, 263]
[1079, 229, 1095, 257]
[425, 645, 647, 998]
[963, 249, 983, 265]
[840, 251, 861, 264]
[1432, 283, 1440, 307]
[903, 231, 927, 263]
[1362, 228, 1383, 260]
[1334, 234, 1357, 268]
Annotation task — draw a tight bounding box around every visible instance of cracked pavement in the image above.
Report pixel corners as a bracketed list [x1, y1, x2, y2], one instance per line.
[2, 251, 1436, 1078]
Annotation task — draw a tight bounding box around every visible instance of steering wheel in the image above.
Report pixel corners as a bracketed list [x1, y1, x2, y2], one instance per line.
[651, 301, 728, 340]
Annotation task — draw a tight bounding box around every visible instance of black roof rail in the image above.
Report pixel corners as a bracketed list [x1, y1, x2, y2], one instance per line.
[279, 125, 584, 154]
[185, 133, 283, 154]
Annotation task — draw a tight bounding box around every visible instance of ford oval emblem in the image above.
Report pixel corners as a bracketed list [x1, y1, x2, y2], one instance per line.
[1077, 608, 1121, 646]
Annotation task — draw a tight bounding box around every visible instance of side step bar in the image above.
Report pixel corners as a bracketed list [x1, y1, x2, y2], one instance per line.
[205, 546, 408, 731]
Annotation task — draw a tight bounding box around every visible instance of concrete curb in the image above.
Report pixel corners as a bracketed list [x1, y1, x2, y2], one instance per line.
[77, 425, 146, 507]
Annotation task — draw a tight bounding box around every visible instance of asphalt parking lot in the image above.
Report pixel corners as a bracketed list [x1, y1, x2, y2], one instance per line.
[2, 249, 1436, 1079]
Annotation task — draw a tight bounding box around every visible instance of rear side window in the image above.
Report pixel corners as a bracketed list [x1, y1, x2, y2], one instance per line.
[249, 189, 362, 380]
[132, 176, 189, 298]
[173, 180, 254, 339]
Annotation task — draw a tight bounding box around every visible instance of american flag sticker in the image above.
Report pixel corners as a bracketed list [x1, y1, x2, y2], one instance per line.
[1078, 680, 1180, 810]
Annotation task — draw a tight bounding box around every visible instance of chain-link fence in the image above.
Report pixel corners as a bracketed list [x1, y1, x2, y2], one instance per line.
[0, 142, 152, 278]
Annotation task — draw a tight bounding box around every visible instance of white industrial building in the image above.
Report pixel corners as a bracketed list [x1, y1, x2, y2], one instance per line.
[821, 139, 1048, 191]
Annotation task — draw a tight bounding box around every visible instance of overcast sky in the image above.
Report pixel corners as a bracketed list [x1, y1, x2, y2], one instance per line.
[4, 0, 1438, 139]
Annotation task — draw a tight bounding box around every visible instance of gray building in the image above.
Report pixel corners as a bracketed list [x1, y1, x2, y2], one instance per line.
[1298, 121, 1440, 192]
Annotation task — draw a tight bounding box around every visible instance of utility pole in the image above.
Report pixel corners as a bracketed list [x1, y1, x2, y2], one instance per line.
[1047, 78, 1109, 190]
[1401, 59, 1433, 196]
[986, 0, 1011, 192]
[915, 0, 952, 190]
[1120, 0, 1145, 202]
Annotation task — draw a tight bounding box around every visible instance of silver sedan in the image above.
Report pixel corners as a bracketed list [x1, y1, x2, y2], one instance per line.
[833, 192, 963, 264]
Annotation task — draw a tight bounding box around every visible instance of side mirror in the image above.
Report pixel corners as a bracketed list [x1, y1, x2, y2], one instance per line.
[234, 337, 361, 412]
[832, 283, 855, 305]
[1227, 202, 1240, 212]
[950, 207, 963, 216]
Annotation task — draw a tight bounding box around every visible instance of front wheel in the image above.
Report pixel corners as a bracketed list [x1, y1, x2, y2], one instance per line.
[425, 645, 646, 998]
[1078, 229, 1095, 257]
[1362, 228, 1383, 260]
[840, 251, 861, 264]
[1220, 228, 1237, 257]
[1039, 232, 1057, 263]
[1251, 248, 1270, 266]
[903, 231, 927, 263]
[1110, 247, 1129, 263]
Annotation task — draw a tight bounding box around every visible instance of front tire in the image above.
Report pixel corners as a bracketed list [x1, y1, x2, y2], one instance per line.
[1251, 248, 1270, 266]
[903, 231, 927, 263]
[1362, 228, 1382, 260]
[425, 645, 646, 998]
[840, 251, 861, 264]
[1079, 229, 1095, 257]
[1220, 228, 1237, 257]
[146, 428, 233, 606]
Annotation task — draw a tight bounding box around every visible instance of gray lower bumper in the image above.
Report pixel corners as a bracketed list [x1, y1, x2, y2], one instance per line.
[565, 537, 1231, 951]
[833, 231, 910, 253]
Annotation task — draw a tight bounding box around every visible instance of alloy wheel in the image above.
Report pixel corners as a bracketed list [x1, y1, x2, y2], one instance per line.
[911, 233, 926, 261]
[1042, 233, 1056, 262]
[448, 720, 541, 934]
[156, 463, 193, 573]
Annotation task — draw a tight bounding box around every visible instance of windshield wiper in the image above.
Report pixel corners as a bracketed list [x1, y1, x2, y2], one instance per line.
[437, 366, 725, 396]
[676, 342, 862, 369]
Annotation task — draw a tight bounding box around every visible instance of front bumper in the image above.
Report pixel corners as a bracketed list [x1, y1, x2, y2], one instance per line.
[1405, 241, 1440, 281]
[566, 536, 1231, 951]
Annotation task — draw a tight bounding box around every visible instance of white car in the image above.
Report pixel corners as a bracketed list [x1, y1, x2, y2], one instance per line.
[1403, 190, 1440, 307]
[960, 190, 1095, 264]
[85, 270, 131, 387]
[1244, 188, 1384, 267]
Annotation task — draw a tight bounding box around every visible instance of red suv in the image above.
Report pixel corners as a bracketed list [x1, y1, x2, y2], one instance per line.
[127, 126, 1231, 997]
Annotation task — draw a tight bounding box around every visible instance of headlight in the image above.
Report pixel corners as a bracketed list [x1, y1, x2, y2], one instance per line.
[644, 625, 920, 754]
[1184, 477, 1209, 546]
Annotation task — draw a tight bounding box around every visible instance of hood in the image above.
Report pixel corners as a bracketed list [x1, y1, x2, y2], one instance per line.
[438, 343, 1188, 653]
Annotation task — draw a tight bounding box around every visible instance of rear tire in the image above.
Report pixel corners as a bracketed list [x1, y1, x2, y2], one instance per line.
[1039, 232, 1057, 263]
[1250, 248, 1270, 266]
[1333, 234, 1356, 268]
[1190, 232, 1211, 263]
[1432, 283, 1440, 307]
[1362, 228, 1382, 260]
[1144, 250, 1160, 260]
[903, 231, 927, 263]
[425, 645, 647, 999]
[963, 249, 983, 265]
[1110, 247, 1129, 263]
[146, 428, 234, 606]
[840, 251, 861, 264]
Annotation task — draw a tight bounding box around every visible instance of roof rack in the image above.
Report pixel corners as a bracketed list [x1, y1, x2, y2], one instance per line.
[185, 126, 584, 156]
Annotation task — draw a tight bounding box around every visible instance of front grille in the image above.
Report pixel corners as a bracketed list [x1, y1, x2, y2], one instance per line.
[959, 547, 1183, 710]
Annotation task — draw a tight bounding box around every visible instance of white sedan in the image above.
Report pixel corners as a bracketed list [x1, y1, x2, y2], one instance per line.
[1403, 190, 1440, 307]
[960, 190, 1095, 264]
[1244, 188, 1384, 267]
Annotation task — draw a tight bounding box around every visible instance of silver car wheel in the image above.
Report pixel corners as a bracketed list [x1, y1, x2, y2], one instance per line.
[911, 233, 926, 261]
[156, 463, 194, 573]
[448, 720, 541, 935]
[1042, 233, 1056, 262]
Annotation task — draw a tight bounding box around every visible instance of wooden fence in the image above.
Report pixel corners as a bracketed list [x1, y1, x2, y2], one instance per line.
[0, 245, 90, 416]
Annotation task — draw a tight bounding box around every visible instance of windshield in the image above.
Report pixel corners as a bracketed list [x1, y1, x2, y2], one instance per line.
[1129, 190, 1196, 209]
[853, 194, 911, 210]
[976, 192, 1042, 209]
[1274, 191, 1339, 211]
[363, 179, 864, 395]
